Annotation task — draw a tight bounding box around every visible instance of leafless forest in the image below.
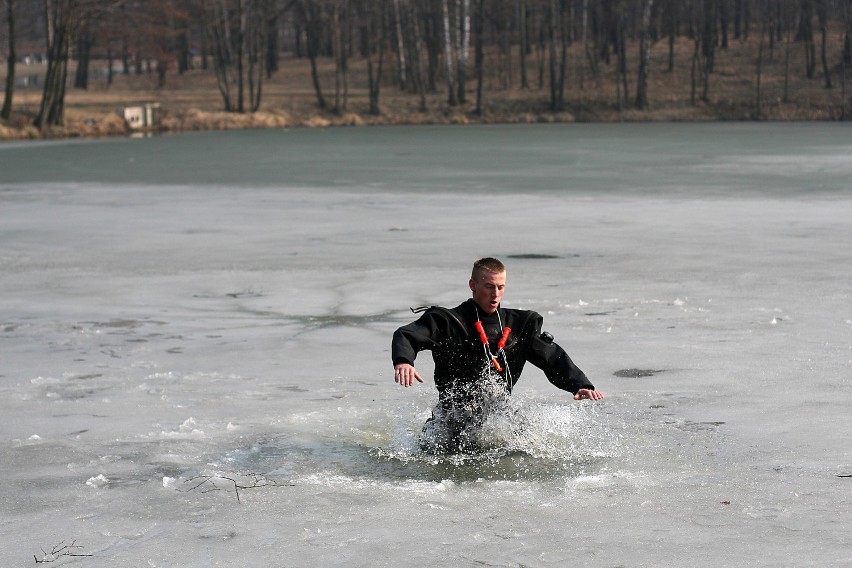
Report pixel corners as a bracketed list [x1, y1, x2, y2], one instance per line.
[1, 0, 851, 134]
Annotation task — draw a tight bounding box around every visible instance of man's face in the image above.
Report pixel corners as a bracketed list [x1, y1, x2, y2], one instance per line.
[469, 270, 506, 314]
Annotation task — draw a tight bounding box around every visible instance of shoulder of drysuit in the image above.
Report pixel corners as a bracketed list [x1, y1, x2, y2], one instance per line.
[402, 302, 468, 334]
[413, 300, 543, 328]
[500, 306, 543, 330]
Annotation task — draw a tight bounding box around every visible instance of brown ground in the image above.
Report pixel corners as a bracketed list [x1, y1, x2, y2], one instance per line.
[1, 33, 850, 141]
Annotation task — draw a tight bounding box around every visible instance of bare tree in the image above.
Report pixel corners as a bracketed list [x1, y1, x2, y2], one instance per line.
[1, 0, 15, 120]
[360, 0, 386, 115]
[636, 0, 655, 109]
[409, 0, 428, 111]
[519, 0, 530, 88]
[35, 0, 75, 128]
[755, 0, 768, 117]
[35, 0, 131, 127]
[392, 0, 406, 88]
[796, 0, 817, 78]
[456, 0, 469, 104]
[73, 21, 93, 89]
[614, 5, 629, 109]
[442, 0, 457, 105]
[295, 0, 327, 108]
[816, 0, 832, 88]
[204, 0, 268, 112]
[549, 0, 568, 111]
[474, 0, 484, 113]
[845, 0, 852, 66]
[331, 0, 350, 113]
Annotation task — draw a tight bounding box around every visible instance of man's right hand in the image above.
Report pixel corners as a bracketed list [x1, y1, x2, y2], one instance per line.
[394, 363, 424, 387]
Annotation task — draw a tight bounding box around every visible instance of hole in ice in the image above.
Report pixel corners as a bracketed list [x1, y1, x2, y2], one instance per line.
[364, 389, 619, 482]
[225, 289, 264, 299]
[669, 420, 726, 432]
[506, 253, 564, 259]
[613, 368, 665, 378]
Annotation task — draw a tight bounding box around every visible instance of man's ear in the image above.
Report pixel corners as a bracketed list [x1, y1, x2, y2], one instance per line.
[468, 278, 476, 293]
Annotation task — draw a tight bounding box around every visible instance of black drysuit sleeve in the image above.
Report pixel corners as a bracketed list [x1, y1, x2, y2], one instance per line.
[391, 311, 443, 367]
[524, 312, 595, 395]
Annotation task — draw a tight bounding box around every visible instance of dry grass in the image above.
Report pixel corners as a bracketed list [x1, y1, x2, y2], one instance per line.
[1, 31, 850, 140]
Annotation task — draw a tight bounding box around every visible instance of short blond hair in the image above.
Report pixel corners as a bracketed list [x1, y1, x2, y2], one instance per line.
[471, 257, 505, 281]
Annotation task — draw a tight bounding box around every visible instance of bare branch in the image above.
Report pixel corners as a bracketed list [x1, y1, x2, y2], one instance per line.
[33, 540, 92, 563]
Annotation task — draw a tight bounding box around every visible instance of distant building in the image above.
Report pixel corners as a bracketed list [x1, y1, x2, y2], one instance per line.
[123, 103, 161, 130]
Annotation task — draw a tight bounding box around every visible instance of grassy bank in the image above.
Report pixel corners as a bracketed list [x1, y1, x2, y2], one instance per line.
[1, 34, 850, 141]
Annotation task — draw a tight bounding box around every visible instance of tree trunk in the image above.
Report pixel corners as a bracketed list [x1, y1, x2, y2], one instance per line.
[342, 0, 350, 111]
[177, 22, 191, 74]
[580, 0, 588, 88]
[332, 0, 349, 113]
[536, 9, 546, 88]
[720, 0, 730, 48]
[299, 0, 326, 109]
[393, 0, 406, 89]
[690, 37, 699, 105]
[845, 0, 852, 66]
[73, 28, 92, 89]
[616, 13, 629, 109]
[797, 0, 816, 78]
[248, 0, 266, 112]
[783, 23, 791, 102]
[367, 0, 387, 115]
[410, 1, 427, 111]
[332, 3, 341, 112]
[734, 0, 743, 38]
[817, 0, 832, 88]
[425, 7, 440, 91]
[237, 0, 247, 113]
[703, 0, 717, 73]
[756, 15, 765, 118]
[456, 0, 469, 104]
[106, 47, 114, 86]
[122, 36, 130, 75]
[205, 0, 234, 111]
[442, 0, 457, 105]
[35, 0, 71, 129]
[2, 0, 16, 120]
[200, 25, 210, 70]
[667, 0, 677, 72]
[475, 0, 484, 113]
[635, 0, 654, 109]
[266, 11, 279, 78]
[495, 1, 509, 89]
[519, 0, 529, 89]
[548, 0, 565, 111]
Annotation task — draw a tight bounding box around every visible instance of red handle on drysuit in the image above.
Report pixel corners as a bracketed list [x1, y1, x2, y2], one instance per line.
[474, 321, 488, 345]
[497, 327, 512, 350]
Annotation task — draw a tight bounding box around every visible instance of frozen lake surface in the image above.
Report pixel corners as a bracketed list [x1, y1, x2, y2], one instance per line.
[1, 123, 851, 566]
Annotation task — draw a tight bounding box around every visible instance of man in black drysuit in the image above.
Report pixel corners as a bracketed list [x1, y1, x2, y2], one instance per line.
[392, 257, 604, 451]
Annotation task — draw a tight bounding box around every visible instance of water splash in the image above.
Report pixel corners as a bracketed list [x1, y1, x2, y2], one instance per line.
[370, 377, 622, 482]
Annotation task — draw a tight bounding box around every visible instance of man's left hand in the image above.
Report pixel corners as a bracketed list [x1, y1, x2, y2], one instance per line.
[574, 388, 605, 401]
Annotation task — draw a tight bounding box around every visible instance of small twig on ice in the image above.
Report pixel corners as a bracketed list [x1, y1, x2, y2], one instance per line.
[180, 472, 294, 502]
[34, 540, 92, 563]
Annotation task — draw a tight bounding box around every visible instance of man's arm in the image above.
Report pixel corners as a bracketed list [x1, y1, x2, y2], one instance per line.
[391, 312, 440, 388]
[525, 313, 604, 400]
